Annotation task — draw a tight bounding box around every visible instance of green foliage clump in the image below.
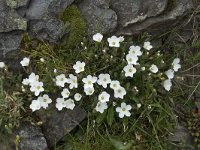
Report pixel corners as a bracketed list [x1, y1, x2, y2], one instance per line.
[59, 5, 87, 49]
[0, 67, 24, 137]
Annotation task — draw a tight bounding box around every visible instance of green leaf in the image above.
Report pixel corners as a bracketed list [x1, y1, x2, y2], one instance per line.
[96, 110, 107, 126]
[109, 137, 134, 150]
[107, 106, 115, 126]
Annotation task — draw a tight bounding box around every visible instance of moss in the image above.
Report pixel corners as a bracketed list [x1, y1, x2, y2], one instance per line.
[59, 5, 87, 49]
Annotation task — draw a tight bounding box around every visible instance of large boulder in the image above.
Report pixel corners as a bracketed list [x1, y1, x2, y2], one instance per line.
[114, 0, 194, 35]
[78, 0, 117, 34]
[110, 0, 168, 27]
[25, 0, 74, 19]
[28, 17, 65, 42]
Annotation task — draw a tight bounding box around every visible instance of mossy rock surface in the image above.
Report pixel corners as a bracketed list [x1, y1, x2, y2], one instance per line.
[59, 5, 87, 49]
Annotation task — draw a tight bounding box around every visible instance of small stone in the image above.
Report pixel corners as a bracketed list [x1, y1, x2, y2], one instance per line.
[170, 124, 196, 149]
[19, 123, 49, 150]
[0, 1, 27, 32]
[0, 31, 23, 56]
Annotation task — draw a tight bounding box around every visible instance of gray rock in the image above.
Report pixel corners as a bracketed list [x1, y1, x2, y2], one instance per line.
[78, 0, 117, 34]
[0, 1, 27, 32]
[48, 0, 74, 15]
[0, 122, 48, 150]
[116, 0, 194, 35]
[170, 124, 196, 149]
[0, 31, 23, 56]
[14, 0, 31, 17]
[25, 0, 74, 19]
[19, 123, 49, 150]
[28, 17, 65, 42]
[36, 106, 87, 148]
[25, 0, 53, 19]
[110, 0, 168, 27]
[6, 0, 30, 9]
[92, 0, 110, 9]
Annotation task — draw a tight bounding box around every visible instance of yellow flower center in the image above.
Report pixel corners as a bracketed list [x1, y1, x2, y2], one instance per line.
[101, 96, 104, 100]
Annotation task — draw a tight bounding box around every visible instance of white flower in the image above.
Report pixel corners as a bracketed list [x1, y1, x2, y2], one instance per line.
[114, 86, 127, 99]
[73, 61, 85, 74]
[93, 33, 103, 42]
[28, 73, 39, 84]
[95, 102, 108, 113]
[123, 64, 136, 77]
[84, 87, 95, 95]
[143, 41, 153, 50]
[97, 73, 111, 88]
[22, 86, 25, 92]
[74, 93, 82, 101]
[82, 75, 97, 89]
[55, 74, 68, 87]
[38, 94, 52, 109]
[22, 78, 30, 85]
[65, 98, 75, 110]
[148, 105, 152, 109]
[30, 81, 44, 96]
[110, 80, 120, 90]
[165, 69, 174, 79]
[119, 36, 124, 42]
[67, 74, 78, 89]
[137, 103, 142, 108]
[129, 45, 142, 56]
[172, 58, 181, 72]
[20, 57, 30, 67]
[126, 53, 138, 65]
[98, 91, 110, 103]
[163, 79, 172, 91]
[56, 98, 66, 111]
[107, 36, 120, 47]
[0, 62, 5, 68]
[149, 64, 158, 73]
[40, 58, 45, 62]
[172, 58, 180, 64]
[141, 67, 145, 71]
[54, 69, 57, 73]
[61, 88, 70, 98]
[30, 100, 41, 112]
[116, 102, 132, 118]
